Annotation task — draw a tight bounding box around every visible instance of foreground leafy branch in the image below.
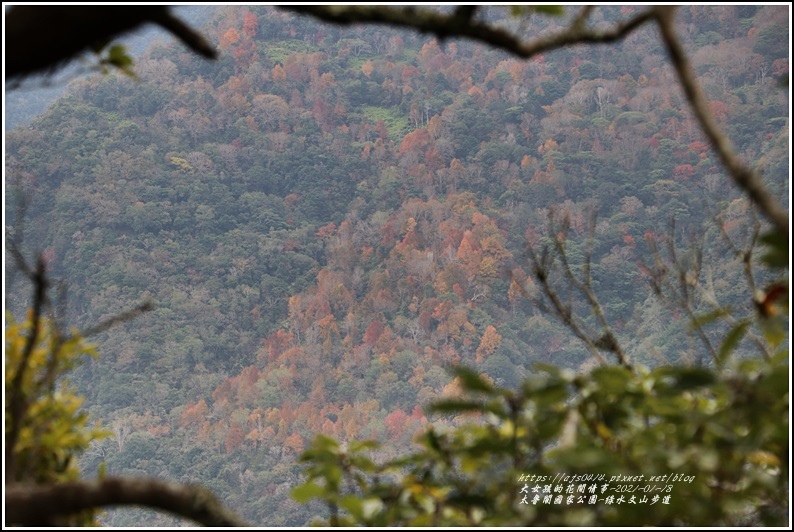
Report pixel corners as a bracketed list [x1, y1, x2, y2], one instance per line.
[5, 258, 48, 484]
[293, 359, 789, 526]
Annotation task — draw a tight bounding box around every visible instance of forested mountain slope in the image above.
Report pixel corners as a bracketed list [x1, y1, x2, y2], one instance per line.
[4, 5, 788, 525]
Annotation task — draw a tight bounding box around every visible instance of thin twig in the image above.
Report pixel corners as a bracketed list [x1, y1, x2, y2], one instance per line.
[525, 245, 606, 365]
[282, 5, 656, 58]
[524, 208, 636, 369]
[80, 300, 155, 339]
[548, 211, 632, 369]
[5, 257, 48, 483]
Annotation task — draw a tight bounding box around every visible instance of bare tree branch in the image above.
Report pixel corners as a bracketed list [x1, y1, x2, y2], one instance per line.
[5, 257, 48, 483]
[519, 209, 632, 370]
[525, 244, 606, 366]
[641, 211, 775, 364]
[708, 211, 772, 359]
[150, 8, 217, 59]
[667, 221, 716, 365]
[715, 207, 762, 298]
[653, 6, 788, 239]
[5, 477, 249, 527]
[642, 221, 715, 365]
[571, 6, 595, 30]
[548, 213, 632, 369]
[281, 5, 655, 59]
[80, 300, 155, 339]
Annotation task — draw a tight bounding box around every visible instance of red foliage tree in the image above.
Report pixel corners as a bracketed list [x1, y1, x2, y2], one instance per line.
[708, 100, 729, 122]
[219, 27, 240, 50]
[271, 63, 286, 82]
[261, 329, 295, 364]
[363, 320, 385, 346]
[212, 379, 234, 407]
[475, 325, 502, 363]
[224, 423, 246, 453]
[384, 409, 409, 440]
[673, 164, 695, 180]
[284, 433, 305, 454]
[398, 128, 432, 164]
[242, 11, 258, 37]
[316, 221, 337, 239]
[180, 400, 209, 428]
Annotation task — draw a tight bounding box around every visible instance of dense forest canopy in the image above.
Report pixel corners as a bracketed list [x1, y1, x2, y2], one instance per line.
[4, 5, 789, 526]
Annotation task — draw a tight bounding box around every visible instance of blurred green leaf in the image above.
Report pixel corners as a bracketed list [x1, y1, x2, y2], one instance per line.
[423, 427, 443, 453]
[717, 320, 750, 364]
[533, 362, 565, 377]
[311, 433, 341, 452]
[656, 367, 716, 390]
[762, 325, 787, 351]
[426, 399, 487, 415]
[534, 5, 566, 16]
[95, 43, 136, 78]
[291, 481, 325, 503]
[692, 308, 730, 328]
[107, 44, 133, 68]
[338, 495, 364, 520]
[756, 364, 790, 399]
[348, 454, 377, 473]
[590, 365, 632, 393]
[759, 229, 788, 269]
[348, 439, 380, 453]
[451, 366, 495, 394]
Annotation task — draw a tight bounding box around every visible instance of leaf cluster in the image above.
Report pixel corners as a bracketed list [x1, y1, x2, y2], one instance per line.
[5, 313, 111, 525]
[293, 349, 788, 526]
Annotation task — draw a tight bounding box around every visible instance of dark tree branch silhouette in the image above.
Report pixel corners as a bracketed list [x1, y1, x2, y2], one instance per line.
[5, 257, 48, 484]
[517, 210, 632, 370]
[4, 5, 216, 82]
[5, 477, 250, 527]
[652, 6, 788, 240]
[281, 5, 656, 58]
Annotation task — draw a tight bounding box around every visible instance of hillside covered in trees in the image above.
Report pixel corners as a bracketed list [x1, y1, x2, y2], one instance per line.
[4, 5, 789, 526]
